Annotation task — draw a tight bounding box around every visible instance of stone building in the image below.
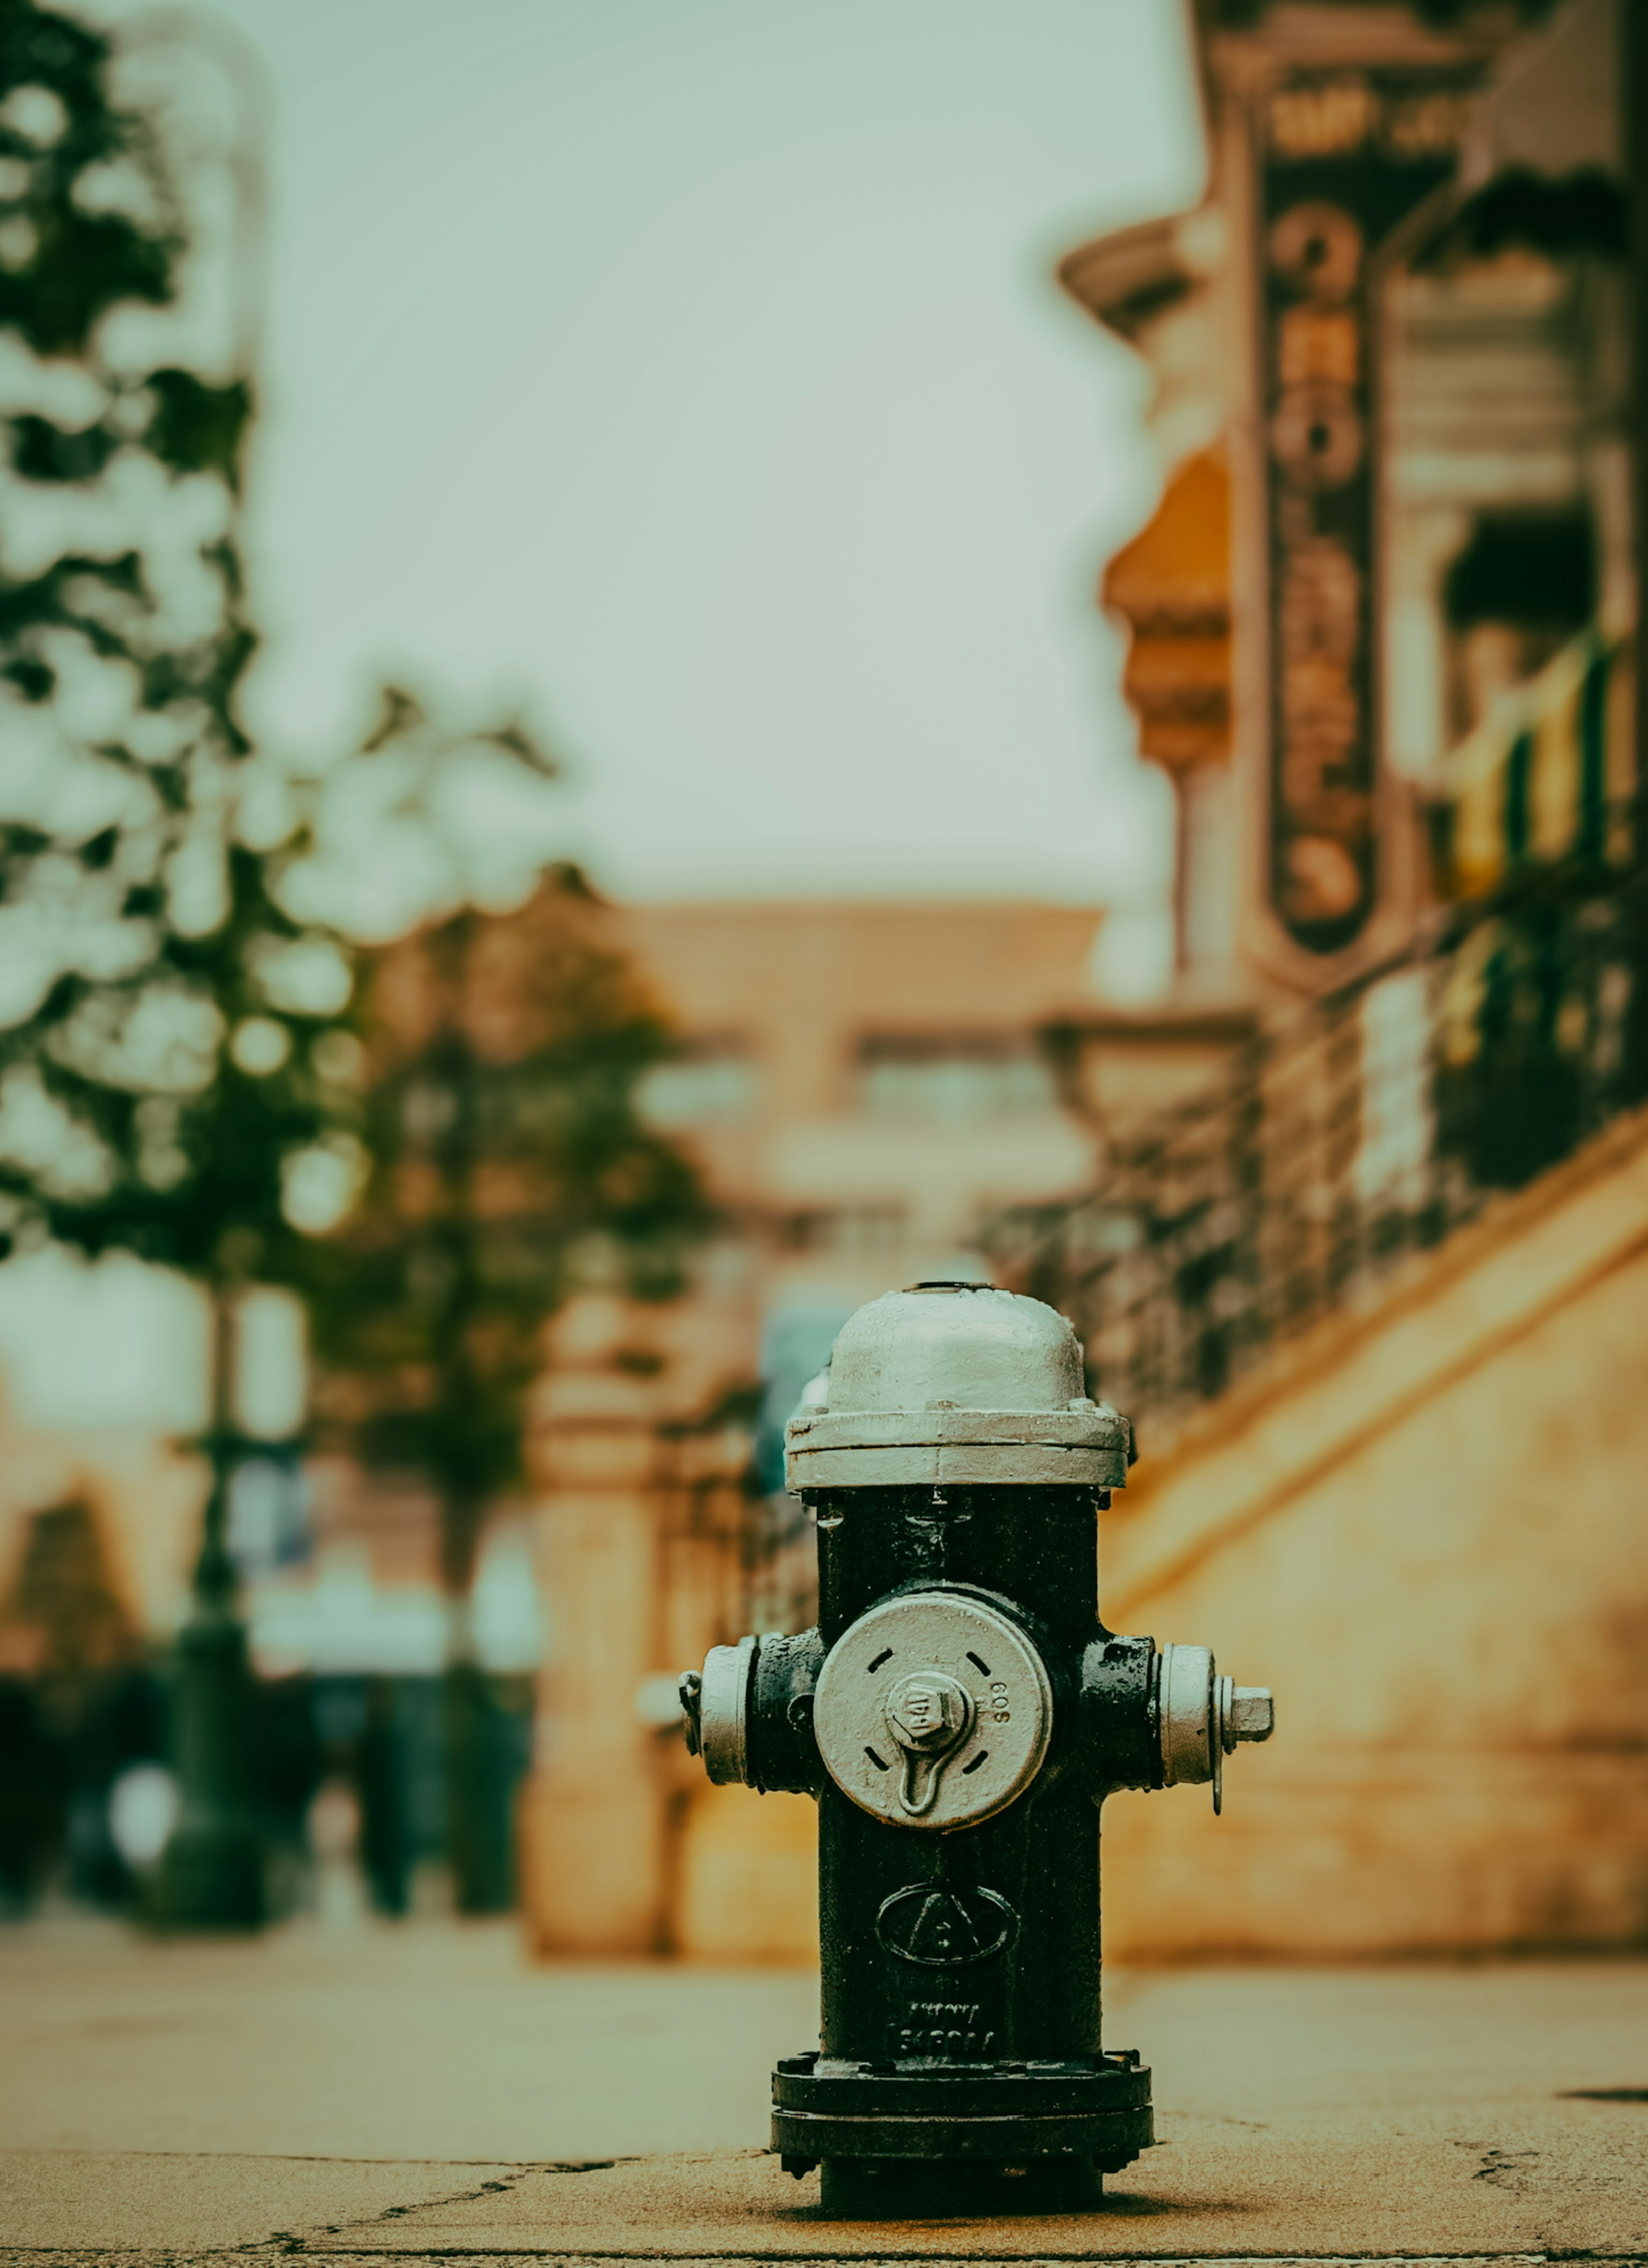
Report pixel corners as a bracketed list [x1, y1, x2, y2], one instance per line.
[1060, 0, 1632, 1011]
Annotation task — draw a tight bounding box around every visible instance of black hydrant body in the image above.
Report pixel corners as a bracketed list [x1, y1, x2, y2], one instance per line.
[680, 1283, 1273, 2216]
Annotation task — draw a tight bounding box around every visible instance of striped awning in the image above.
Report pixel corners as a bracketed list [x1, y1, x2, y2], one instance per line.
[1442, 627, 1636, 899]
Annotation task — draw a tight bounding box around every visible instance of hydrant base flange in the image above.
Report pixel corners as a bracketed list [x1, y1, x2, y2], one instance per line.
[772, 2053, 1154, 2173]
[807, 2156, 1116, 2219]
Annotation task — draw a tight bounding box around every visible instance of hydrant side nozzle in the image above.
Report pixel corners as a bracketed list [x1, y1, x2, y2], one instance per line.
[1157, 1643, 1277, 1813]
[681, 1627, 827, 1794]
[748, 1626, 827, 1794]
[697, 1634, 757, 1784]
[1078, 1632, 1160, 1799]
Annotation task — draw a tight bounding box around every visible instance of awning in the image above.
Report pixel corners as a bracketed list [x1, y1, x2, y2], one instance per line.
[1440, 627, 1635, 899]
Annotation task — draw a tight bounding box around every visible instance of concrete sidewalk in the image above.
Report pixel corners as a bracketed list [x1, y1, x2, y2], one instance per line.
[3, 1917, 1646, 2262]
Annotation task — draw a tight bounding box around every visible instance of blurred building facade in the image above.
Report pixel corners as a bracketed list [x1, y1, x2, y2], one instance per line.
[527, 0, 1648, 1966]
[8, 0, 1645, 1964]
[997, 0, 1648, 1956]
[0, 896, 1111, 1934]
[519, 900, 1108, 1958]
[1062, 0, 1631, 1014]
[621, 901, 1100, 1286]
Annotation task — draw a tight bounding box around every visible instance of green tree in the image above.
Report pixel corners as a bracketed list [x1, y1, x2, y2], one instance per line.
[0, 0, 348, 1279]
[0, 0, 354, 1923]
[297, 690, 706, 1911]
[0, 0, 704, 1923]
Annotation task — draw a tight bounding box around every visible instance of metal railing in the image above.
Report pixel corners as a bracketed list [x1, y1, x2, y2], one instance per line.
[988, 836, 1648, 1454]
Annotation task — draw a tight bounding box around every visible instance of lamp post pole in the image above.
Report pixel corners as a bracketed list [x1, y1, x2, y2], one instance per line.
[158, 1284, 265, 1929]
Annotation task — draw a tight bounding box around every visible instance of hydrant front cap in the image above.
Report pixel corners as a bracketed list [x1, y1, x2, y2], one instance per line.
[784, 1282, 1131, 1491]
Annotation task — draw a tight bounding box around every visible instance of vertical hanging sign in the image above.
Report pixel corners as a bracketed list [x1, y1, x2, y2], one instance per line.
[1260, 71, 1475, 955]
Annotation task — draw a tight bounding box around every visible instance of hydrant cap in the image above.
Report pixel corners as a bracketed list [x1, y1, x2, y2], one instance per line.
[831, 1284, 1082, 1412]
[784, 1283, 1131, 1491]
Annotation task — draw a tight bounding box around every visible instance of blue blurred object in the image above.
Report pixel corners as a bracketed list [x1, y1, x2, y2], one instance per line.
[227, 1458, 312, 1577]
[752, 1304, 852, 1497]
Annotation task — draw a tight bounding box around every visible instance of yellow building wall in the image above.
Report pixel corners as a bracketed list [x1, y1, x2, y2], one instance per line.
[673, 1785, 818, 1965]
[1102, 1108, 1648, 1958]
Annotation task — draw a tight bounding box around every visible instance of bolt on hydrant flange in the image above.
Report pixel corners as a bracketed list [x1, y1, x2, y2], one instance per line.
[678, 1282, 1275, 2217]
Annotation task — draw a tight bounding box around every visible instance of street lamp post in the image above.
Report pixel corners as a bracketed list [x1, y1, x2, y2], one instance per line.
[158, 1287, 265, 1929]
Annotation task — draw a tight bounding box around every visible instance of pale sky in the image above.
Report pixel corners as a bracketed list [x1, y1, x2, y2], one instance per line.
[96, 0, 1203, 909]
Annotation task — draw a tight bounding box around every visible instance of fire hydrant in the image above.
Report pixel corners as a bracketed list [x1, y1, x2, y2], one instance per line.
[679, 1282, 1274, 2215]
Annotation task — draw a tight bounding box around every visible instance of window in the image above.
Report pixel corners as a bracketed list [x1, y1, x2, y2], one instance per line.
[1443, 513, 1596, 743]
[635, 1039, 756, 1129]
[856, 1034, 1056, 1123]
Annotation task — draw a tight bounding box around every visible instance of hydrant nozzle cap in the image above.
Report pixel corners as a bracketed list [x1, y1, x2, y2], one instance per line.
[784, 1284, 1131, 1491]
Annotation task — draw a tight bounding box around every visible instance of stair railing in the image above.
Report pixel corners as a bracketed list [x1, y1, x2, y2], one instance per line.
[988, 817, 1648, 1455]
